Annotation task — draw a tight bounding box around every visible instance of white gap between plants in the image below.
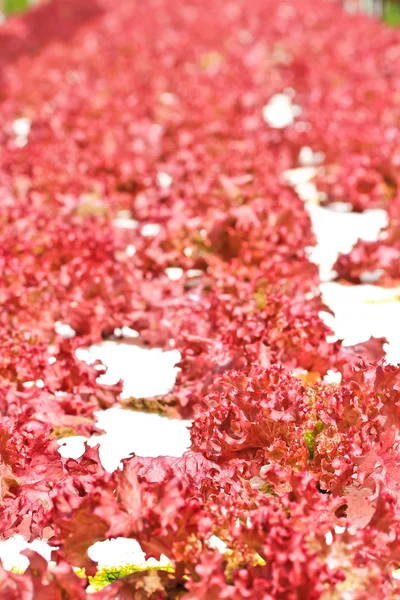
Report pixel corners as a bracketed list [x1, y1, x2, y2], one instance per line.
[284, 166, 400, 362]
[57, 342, 190, 472]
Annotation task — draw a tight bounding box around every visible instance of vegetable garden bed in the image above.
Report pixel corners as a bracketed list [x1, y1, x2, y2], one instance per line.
[1, 0, 400, 597]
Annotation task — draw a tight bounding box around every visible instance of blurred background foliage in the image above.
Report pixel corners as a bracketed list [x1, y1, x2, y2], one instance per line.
[0, 0, 399, 27]
[384, 1, 400, 24]
[3, 0, 31, 16]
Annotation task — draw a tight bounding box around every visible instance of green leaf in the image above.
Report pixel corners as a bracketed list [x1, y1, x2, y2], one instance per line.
[384, 2, 400, 26]
[88, 563, 175, 592]
[304, 421, 324, 459]
[3, 0, 30, 16]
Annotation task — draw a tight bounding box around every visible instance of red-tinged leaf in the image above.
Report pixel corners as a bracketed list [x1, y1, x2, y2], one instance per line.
[51, 497, 110, 575]
[0, 551, 86, 600]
